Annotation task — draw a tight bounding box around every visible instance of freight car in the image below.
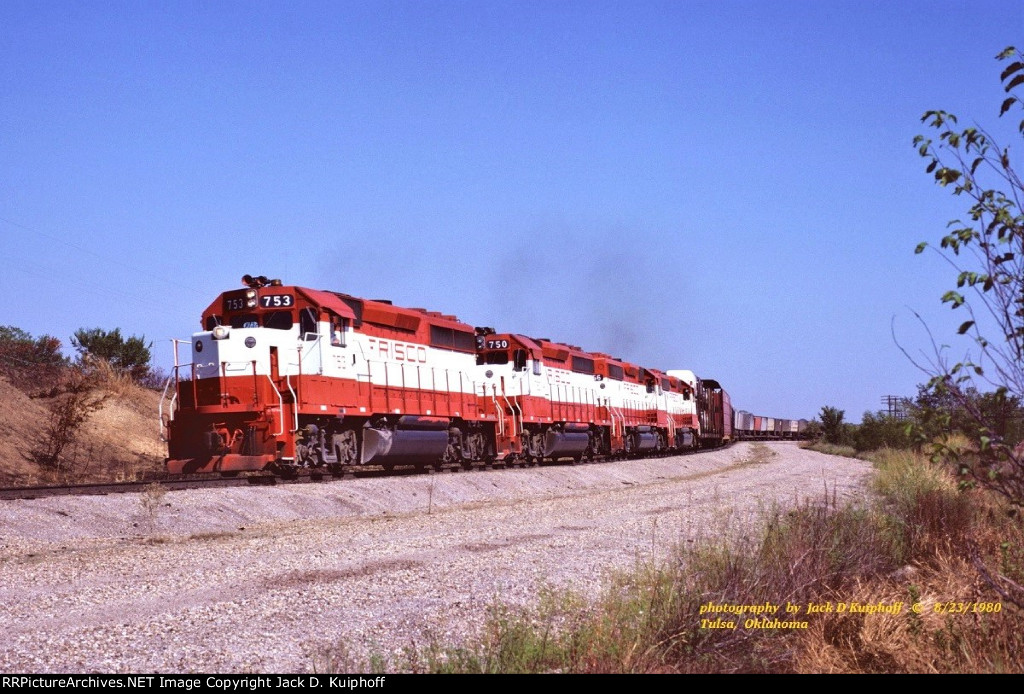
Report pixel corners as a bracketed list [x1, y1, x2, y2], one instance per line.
[732, 411, 809, 440]
[162, 277, 735, 475]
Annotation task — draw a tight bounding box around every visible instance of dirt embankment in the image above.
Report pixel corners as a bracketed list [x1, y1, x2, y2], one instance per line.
[0, 373, 165, 486]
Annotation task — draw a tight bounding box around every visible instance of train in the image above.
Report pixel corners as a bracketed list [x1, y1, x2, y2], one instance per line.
[161, 276, 802, 475]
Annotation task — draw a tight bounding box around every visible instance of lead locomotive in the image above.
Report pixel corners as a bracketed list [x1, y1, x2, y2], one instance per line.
[163, 276, 733, 474]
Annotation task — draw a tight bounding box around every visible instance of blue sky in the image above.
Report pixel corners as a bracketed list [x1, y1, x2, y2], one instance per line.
[2, 0, 1023, 422]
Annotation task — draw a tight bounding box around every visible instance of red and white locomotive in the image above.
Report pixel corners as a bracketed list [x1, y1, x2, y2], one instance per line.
[163, 276, 733, 474]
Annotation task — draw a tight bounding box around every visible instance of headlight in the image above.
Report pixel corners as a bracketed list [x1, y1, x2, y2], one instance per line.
[212, 325, 230, 340]
[245, 289, 257, 298]
[247, 298, 258, 307]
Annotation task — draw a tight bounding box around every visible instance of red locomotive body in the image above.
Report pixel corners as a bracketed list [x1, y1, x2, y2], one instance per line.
[165, 278, 495, 474]
[164, 278, 735, 474]
[474, 332, 692, 461]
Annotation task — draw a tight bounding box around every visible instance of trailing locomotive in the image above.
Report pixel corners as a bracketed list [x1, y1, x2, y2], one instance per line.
[162, 277, 735, 475]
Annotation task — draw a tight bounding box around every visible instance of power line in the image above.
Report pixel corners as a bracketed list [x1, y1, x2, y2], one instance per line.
[880, 395, 911, 420]
[0, 214, 208, 298]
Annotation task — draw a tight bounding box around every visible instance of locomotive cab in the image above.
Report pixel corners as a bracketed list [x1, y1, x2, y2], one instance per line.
[165, 280, 357, 473]
[165, 277, 494, 475]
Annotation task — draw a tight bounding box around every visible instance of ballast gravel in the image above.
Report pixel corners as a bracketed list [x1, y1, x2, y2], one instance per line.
[0, 442, 872, 673]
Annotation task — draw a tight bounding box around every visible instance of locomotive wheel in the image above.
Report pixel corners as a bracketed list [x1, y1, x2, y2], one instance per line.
[334, 429, 359, 466]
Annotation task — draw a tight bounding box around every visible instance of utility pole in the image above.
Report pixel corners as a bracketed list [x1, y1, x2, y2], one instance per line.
[880, 395, 910, 420]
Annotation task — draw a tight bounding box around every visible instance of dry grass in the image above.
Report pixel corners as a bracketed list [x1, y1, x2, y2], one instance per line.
[0, 359, 165, 486]
[86, 358, 156, 404]
[801, 441, 859, 459]
[869, 448, 974, 562]
[357, 445, 1023, 674]
[795, 549, 1023, 673]
[792, 448, 1022, 673]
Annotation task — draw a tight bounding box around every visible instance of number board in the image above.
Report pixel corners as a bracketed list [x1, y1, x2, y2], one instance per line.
[486, 339, 509, 350]
[223, 294, 247, 312]
[260, 294, 294, 308]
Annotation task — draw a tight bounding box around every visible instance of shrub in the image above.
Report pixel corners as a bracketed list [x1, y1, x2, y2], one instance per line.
[29, 368, 108, 477]
[820, 406, 848, 445]
[72, 327, 152, 381]
[0, 325, 68, 392]
[855, 412, 913, 452]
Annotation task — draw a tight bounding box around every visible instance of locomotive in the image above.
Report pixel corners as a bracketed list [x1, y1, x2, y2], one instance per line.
[162, 276, 734, 475]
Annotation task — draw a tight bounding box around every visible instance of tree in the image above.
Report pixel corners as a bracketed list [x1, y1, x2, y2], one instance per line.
[71, 327, 152, 381]
[854, 411, 913, 453]
[911, 46, 1024, 508]
[910, 381, 1023, 445]
[0, 325, 68, 392]
[819, 406, 846, 445]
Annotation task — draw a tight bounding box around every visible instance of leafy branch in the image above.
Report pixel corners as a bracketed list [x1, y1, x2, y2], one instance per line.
[913, 46, 1024, 507]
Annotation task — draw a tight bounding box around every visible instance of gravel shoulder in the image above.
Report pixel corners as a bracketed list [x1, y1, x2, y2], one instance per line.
[0, 442, 873, 673]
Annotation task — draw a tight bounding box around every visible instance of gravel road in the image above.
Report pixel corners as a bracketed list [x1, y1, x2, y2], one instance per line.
[0, 442, 872, 673]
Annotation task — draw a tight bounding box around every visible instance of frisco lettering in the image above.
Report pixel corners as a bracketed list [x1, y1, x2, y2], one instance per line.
[366, 338, 427, 363]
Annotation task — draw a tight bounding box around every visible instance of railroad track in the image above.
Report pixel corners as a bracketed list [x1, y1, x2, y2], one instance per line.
[0, 443, 737, 501]
[0, 460, 528, 501]
[0, 475, 257, 501]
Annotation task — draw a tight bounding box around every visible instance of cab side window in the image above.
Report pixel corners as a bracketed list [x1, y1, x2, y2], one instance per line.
[300, 308, 319, 340]
[331, 317, 348, 347]
[513, 349, 528, 372]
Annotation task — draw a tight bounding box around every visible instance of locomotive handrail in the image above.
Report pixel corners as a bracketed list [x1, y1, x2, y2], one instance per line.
[499, 379, 517, 437]
[158, 375, 175, 442]
[491, 384, 504, 437]
[610, 404, 624, 437]
[285, 374, 299, 432]
[171, 338, 188, 369]
[161, 338, 192, 446]
[400, 362, 407, 413]
[511, 379, 524, 435]
[415, 364, 423, 414]
[265, 374, 284, 436]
